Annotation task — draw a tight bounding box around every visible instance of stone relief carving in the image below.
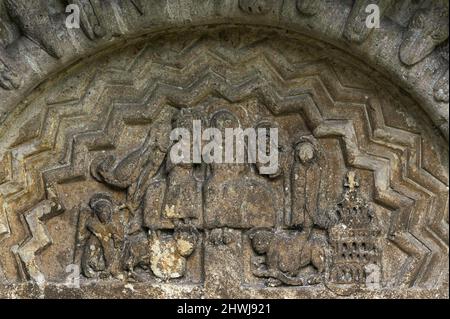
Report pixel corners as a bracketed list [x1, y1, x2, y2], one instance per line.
[75, 193, 130, 280]
[248, 165, 379, 289]
[0, 3, 18, 48]
[65, 0, 144, 41]
[249, 227, 327, 286]
[239, 0, 274, 15]
[434, 42, 449, 103]
[13, 197, 64, 285]
[344, 0, 393, 43]
[4, 0, 65, 58]
[67, 0, 106, 40]
[0, 0, 446, 142]
[328, 171, 380, 286]
[0, 51, 20, 90]
[0, 17, 447, 298]
[296, 0, 321, 16]
[399, 2, 449, 65]
[79, 106, 202, 281]
[74, 188, 199, 281]
[64, 92, 388, 289]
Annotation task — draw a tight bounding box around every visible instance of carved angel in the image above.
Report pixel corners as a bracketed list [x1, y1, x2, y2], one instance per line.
[91, 107, 175, 211]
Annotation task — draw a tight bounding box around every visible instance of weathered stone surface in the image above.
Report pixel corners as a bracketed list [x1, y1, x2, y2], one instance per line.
[0, 0, 448, 299]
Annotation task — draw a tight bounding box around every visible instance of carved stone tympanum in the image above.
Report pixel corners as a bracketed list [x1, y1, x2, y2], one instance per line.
[0, 0, 448, 299]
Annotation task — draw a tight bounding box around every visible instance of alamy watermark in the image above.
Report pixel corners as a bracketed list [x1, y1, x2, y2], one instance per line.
[65, 4, 80, 29]
[64, 3, 381, 30]
[169, 120, 279, 175]
[365, 4, 381, 29]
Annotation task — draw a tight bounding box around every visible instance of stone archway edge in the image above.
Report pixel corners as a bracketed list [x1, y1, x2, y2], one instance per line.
[0, 0, 448, 140]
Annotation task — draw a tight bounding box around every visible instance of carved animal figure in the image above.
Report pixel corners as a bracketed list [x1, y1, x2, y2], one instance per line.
[249, 228, 326, 286]
[122, 231, 151, 279]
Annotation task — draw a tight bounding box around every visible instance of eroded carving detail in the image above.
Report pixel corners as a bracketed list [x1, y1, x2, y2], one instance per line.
[67, 0, 106, 40]
[148, 225, 198, 280]
[65, 0, 144, 41]
[250, 228, 327, 286]
[75, 191, 199, 281]
[5, 0, 65, 58]
[75, 193, 131, 279]
[328, 171, 380, 286]
[434, 43, 449, 102]
[0, 49, 20, 90]
[400, 3, 449, 65]
[296, 0, 321, 16]
[248, 135, 335, 286]
[239, 0, 274, 15]
[344, 0, 393, 43]
[77, 107, 202, 281]
[13, 198, 64, 285]
[0, 197, 9, 241]
[0, 29, 447, 297]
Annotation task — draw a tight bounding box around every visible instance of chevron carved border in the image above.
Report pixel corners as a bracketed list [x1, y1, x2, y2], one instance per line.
[0, 32, 447, 289]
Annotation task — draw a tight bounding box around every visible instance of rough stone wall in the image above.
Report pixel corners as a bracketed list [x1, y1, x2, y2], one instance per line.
[0, 0, 448, 299]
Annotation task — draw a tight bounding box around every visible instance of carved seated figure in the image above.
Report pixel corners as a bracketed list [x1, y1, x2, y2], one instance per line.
[80, 193, 129, 280]
[204, 110, 276, 228]
[158, 108, 205, 221]
[249, 228, 326, 286]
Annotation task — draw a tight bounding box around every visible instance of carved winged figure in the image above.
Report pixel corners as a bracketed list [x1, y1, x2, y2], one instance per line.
[91, 107, 175, 211]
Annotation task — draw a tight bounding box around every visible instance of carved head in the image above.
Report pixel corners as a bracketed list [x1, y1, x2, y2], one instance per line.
[89, 193, 114, 223]
[209, 110, 242, 165]
[249, 229, 273, 254]
[172, 108, 206, 134]
[400, 5, 449, 65]
[210, 109, 240, 132]
[295, 141, 315, 164]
